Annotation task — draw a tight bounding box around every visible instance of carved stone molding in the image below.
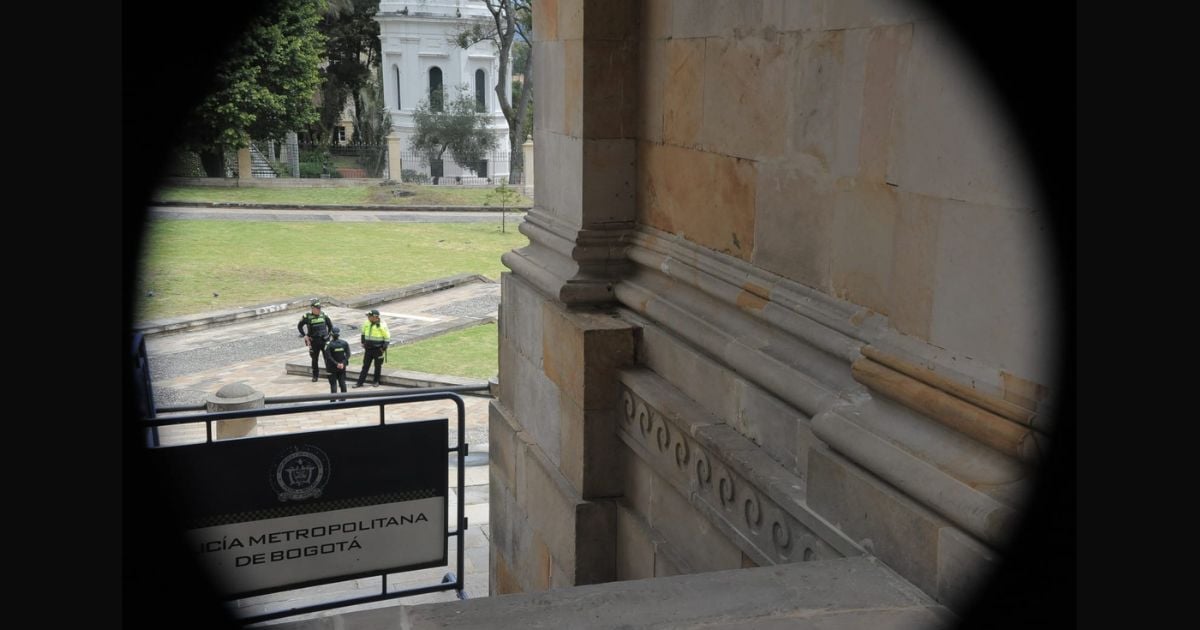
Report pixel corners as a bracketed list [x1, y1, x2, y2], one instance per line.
[502, 209, 633, 305]
[851, 351, 1047, 463]
[617, 376, 862, 566]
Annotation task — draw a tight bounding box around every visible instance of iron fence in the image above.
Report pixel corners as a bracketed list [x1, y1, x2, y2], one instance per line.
[290, 142, 390, 179]
[164, 141, 529, 186]
[396, 148, 519, 186]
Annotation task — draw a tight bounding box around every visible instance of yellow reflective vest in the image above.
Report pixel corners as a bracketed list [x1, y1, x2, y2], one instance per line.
[361, 319, 391, 348]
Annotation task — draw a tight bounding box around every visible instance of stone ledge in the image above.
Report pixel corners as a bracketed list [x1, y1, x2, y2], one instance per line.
[267, 556, 954, 630]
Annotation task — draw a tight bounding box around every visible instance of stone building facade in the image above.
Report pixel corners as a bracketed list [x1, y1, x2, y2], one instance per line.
[490, 0, 1059, 615]
[377, 0, 512, 179]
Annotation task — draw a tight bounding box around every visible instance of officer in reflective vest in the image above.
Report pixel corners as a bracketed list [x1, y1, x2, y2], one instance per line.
[354, 309, 391, 388]
[297, 300, 334, 382]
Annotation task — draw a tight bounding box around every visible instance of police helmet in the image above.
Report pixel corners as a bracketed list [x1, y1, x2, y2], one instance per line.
[331, 326, 341, 336]
[367, 309, 380, 317]
[311, 299, 322, 308]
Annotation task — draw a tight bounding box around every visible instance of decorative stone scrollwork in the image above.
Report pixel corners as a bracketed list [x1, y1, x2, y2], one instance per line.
[617, 383, 840, 567]
[718, 476, 735, 507]
[656, 420, 672, 452]
[773, 521, 793, 557]
[675, 436, 690, 469]
[696, 453, 711, 487]
[744, 496, 762, 531]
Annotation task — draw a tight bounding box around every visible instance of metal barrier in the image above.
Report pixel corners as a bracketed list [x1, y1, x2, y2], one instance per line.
[139, 391, 470, 624]
[151, 384, 490, 415]
[129, 333, 159, 446]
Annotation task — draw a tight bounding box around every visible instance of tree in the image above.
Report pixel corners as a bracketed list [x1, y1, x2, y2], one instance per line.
[451, 0, 533, 183]
[311, 0, 382, 144]
[410, 87, 498, 182]
[177, 0, 327, 176]
[350, 69, 393, 177]
[512, 39, 533, 145]
[484, 178, 525, 234]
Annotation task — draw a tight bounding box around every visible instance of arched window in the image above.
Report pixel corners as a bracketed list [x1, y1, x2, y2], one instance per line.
[394, 65, 401, 109]
[429, 67, 443, 111]
[475, 69, 487, 112]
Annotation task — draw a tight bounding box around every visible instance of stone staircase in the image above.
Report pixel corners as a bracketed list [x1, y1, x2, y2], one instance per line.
[249, 142, 278, 178]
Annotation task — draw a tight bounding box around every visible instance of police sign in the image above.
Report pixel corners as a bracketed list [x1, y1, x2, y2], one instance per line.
[147, 419, 448, 597]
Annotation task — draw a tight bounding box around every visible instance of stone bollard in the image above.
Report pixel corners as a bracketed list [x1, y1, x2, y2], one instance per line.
[521, 138, 534, 197]
[206, 382, 263, 440]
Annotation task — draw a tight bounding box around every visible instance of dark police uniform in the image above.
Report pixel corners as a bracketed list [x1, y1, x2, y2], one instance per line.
[297, 305, 334, 381]
[322, 328, 352, 399]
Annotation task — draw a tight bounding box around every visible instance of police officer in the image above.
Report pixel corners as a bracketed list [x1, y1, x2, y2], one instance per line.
[354, 309, 391, 388]
[297, 300, 334, 382]
[322, 326, 352, 400]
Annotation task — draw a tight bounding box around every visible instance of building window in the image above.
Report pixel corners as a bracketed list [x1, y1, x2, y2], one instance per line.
[394, 65, 401, 109]
[429, 67, 443, 111]
[475, 69, 486, 112]
[336, 126, 346, 144]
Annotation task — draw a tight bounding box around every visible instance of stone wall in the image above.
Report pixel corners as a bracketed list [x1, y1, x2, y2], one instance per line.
[493, 0, 1057, 615]
[635, 0, 1056, 387]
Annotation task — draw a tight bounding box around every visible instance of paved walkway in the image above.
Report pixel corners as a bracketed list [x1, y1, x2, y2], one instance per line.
[144, 278, 500, 622]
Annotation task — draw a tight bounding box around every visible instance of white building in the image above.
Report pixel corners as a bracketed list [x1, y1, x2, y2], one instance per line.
[377, 0, 511, 183]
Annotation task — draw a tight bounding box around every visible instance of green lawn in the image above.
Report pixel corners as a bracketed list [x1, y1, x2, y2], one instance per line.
[346, 322, 498, 380]
[135, 219, 528, 321]
[152, 184, 532, 207]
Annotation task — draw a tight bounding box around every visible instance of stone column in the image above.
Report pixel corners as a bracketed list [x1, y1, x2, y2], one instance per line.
[205, 382, 263, 440]
[387, 133, 405, 183]
[286, 131, 300, 177]
[500, 0, 639, 305]
[490, 0, 640, 596]
[237, 147, 252, 180]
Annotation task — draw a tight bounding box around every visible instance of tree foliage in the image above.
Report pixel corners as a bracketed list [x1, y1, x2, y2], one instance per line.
[410, 87, 498, 175]
[311, 0, 382, 144]
[351, 69, 392, 146]
[350, 69, 393, 177]
[178, 0, 327, 175]
[451, 0, 533, 181]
